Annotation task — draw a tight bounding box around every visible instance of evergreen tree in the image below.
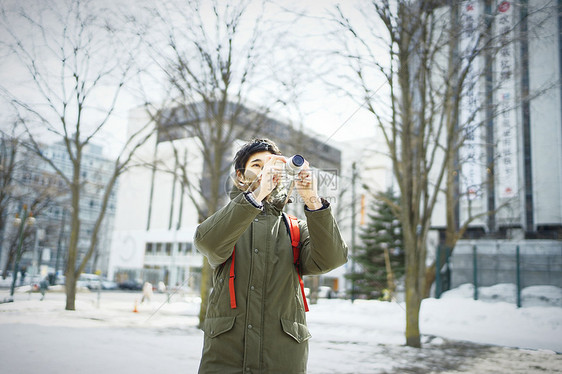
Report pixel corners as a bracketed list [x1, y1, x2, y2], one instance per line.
[347, 189, 404, 300]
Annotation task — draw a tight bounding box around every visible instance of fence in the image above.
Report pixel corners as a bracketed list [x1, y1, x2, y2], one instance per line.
[435, 240, 562, 307]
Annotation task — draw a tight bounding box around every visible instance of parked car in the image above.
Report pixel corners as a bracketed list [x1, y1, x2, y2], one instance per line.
[118, 279, 143, 290]
[100, 278, 118, 290]
[318, 286, 335, 299]
[77, 273, 102, 290]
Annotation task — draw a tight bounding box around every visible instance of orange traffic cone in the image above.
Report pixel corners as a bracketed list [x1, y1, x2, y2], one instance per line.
[133, 299, 139, 313]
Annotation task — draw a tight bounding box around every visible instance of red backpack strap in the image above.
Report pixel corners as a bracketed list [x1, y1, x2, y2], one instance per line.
[229, 216, 308, 312]
[228, 247, 236, 309]
[284, 213, 309, 312]
[285, 214, 301, 263]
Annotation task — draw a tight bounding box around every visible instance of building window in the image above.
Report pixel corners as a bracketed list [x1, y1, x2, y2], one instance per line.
[165, 243, 172, 255]
[145, 243, 153, 255]
[156, 243, 162, 254]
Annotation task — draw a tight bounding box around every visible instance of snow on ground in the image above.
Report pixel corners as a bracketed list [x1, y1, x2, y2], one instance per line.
[0, 283, 561, 373]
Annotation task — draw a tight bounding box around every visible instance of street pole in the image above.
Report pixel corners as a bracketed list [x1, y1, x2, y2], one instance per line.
[10, 205, 35, 297]
[54, 208, 66, 283]
[351, 162, 357, 303]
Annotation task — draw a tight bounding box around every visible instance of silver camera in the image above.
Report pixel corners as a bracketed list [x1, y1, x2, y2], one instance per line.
[283, 154, 305, 177]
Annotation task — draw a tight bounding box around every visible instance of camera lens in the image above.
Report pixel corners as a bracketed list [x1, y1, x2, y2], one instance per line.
[291, 155, 305, 167]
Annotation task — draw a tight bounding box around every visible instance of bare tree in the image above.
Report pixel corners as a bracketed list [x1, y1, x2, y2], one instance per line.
[138, 0, 303, 327]
[0, 0, 153, 310]
[331, 1, 554, 347]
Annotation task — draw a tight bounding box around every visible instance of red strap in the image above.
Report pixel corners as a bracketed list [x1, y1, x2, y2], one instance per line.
[286, 214, 309, 312]
[286, 214, 301, 263]
[228, 215, 309, 312]
[297, 272, 309, 312]
[229, 247, 236, 309]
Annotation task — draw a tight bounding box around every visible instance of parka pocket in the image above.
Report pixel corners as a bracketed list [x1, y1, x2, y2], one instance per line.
[203, 316, 236, 338]
[281, 319, 311, 344]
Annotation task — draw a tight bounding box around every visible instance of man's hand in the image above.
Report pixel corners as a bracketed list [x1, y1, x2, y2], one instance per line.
[251, 155, 286, 202]
[295, 161, 323, 210]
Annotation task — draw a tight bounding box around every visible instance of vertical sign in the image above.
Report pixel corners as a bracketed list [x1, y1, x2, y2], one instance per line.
[459, 1, 483, 200]
[495, 0, 518, 198]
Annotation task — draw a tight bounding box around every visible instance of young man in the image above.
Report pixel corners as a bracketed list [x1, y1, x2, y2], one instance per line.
[194, 138, 348, 373]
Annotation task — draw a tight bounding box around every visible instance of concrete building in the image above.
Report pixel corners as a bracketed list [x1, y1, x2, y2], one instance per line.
[42, 141, 118, 276]
[108, 102, 346, 294]
[0, 140, 117, 280]
[431, 0, 562, 290]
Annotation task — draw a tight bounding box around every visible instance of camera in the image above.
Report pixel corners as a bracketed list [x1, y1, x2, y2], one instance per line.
[283, 154, 305, 177]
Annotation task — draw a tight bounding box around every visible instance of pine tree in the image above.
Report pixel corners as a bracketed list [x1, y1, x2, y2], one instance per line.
[347, 188, 404, 300]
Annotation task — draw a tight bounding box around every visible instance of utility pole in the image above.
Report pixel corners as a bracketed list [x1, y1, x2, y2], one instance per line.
[54, 208, 66, 282]
[351, 162, 357, 303]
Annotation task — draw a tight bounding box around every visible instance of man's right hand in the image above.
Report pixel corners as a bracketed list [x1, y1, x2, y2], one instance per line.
[251, 155, 286, 202]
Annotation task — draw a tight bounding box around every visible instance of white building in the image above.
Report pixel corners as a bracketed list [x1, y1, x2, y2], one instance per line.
[108, 103, 346, 293]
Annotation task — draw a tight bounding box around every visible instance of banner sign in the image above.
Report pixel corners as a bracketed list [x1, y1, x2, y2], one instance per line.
[459, 1, 484, 200]
[494, 0, 518, 199]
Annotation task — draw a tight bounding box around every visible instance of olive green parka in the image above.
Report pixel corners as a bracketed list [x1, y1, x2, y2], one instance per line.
[194, 188, 348, 374]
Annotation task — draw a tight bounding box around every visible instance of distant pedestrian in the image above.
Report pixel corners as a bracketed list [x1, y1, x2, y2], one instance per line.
[20, 266, 27, 286]
[39, 277, 49, 301]
[141, 281, 153, 303]
[157, 281, 167, 293]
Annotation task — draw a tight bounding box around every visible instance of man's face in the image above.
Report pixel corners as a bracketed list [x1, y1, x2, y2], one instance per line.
[237, 150, 274, 190]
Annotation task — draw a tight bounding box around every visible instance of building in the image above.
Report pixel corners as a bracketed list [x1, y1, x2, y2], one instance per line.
[42, 141, 118, 276]
[0, 140, 117, 281]
[431, 0, 562, 290]
[330, 1, 562, 296]
[0, 140, 64, 279]
[108, 102, 345, 293]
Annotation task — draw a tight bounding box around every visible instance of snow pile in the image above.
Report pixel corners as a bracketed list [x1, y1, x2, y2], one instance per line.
[306, 283, 561, 350]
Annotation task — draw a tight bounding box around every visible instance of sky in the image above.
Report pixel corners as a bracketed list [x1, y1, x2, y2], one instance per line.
[0, 282, 561, 373]
[0, 0, 380, 158]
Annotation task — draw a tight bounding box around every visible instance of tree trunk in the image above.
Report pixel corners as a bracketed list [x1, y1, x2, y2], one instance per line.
[405, 281, 422, 348]
[64, 165, 81, 311]
[197, 138, 227, 327]
[403, 222, 424, 348]
[2, 248, 15, 279]
[198, 257, 212, 328]
[65, 273, 76, 310]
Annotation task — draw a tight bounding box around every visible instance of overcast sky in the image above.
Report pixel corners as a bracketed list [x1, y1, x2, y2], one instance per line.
[0, 0, 380, 156]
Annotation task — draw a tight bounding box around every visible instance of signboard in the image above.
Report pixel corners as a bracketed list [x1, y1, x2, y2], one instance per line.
[459, 1, 484, 200]
[494, 0, 518, 199]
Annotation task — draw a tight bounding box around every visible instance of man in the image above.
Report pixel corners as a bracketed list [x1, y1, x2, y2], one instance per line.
[194, 138, 348, 373]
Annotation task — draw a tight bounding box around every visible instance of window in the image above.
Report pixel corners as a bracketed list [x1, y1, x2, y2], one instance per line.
[165, 243, 172, 255]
